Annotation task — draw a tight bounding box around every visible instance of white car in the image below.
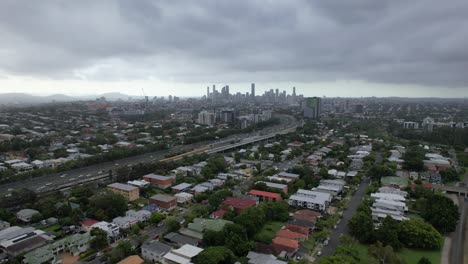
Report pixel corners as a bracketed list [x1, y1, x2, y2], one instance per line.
[317, 251, 322, 256]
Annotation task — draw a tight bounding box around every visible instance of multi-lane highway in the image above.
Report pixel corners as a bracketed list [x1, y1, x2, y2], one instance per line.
[0, 114, 298, 196]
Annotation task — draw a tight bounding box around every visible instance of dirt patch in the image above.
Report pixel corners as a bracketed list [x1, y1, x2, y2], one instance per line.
[61, 253, 80, 264]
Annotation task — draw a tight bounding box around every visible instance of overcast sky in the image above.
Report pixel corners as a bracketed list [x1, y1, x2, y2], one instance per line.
[0, 0, 467, 98]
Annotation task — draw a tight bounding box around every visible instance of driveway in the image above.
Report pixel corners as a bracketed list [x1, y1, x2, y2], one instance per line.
[319, 177, 370, 257]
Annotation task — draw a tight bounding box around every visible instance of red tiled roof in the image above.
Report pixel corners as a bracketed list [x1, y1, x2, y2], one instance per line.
[285, 224, 309, 235]
[81, 218, 99, 226]
[272, 236, 299, 249]
[276, 229, 307, 240]
[223, 197, 256, 209]
[248, 190, 281, 199]
[295, 209, 321, 218]
[211, 210, 227, 218]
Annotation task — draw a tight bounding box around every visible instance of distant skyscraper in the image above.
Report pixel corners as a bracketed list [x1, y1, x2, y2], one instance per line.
[207, 86, 210, 98]
[304, 97, 321, 119]
[251, 83, 255, 99]
[293, 87, 296, 96]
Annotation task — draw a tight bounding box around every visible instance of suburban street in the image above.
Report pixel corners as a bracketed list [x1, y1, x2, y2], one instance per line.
[319, 177, 371, 257]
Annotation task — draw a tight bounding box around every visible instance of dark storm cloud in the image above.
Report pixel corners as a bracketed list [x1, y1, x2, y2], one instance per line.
[0, 0, 467, 87]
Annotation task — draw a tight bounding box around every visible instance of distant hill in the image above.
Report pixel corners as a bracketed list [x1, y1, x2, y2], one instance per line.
[0, 92, 143, 106]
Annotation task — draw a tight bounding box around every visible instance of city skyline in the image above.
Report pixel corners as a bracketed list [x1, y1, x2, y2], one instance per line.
[0, 1, 467, 98]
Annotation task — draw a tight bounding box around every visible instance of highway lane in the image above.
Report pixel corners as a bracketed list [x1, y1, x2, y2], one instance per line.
[0, 114, 297, 196]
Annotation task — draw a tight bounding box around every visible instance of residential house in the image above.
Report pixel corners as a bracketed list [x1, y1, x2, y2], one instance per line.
[23, 233, 92, 264]
[149, 194, 177, 210]
[112, 216, 139, 229]
[107, 183, 140, 201]
[276, 229, 307, 241]
[141, 241, 172, 263]
[0, 226, 52, 257]
[180, 218, 233, 240]
[162, 244, 203, 264]
[91, 222, 120, 238]
[174, 192, 194, 204]
[143, 174, 175, 189]
[256, 181, 288, 194]
[246, 251, 287, 264]
[221, 197, 257, 215]
[80, 219, 100, 232]
[171, 183, 192, 193]
[126, 210, 151, 222]
[248, 190, 282, 202]
[16, 209, 39, 223]
[163, 233, 199, 247]
[288, 189, 332, 212]
[272, 236, 299, 256]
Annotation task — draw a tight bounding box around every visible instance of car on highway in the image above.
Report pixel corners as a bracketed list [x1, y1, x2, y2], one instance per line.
[60, 174, 67, 178]
[45, 182, 52, 186]
[78, 174, 84, 178]
[86, 174, 91, 177]
[323, 239, 329, 246]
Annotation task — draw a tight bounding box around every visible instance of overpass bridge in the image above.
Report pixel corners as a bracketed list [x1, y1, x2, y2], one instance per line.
[432, 184, 468, 198]
[206, 125, 298, 154]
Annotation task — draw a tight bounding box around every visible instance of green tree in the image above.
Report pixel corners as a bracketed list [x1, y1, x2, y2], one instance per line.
[88, 191, 128, 221]
[368, 241, 404, 264]
[348, 212, 375, 243]
[150, 212, 166, 224]
[90, 228, 109, 250]
[30, 213, 43, 223]
[223, 224, 254, 257]
[193, 246, 237, 264]
[398, 219, 443, 249]
[375, 216, 402, 250]
[417, 257, 432, 264]
[421, 194, 459, 234]
[165, 218, 181, 232]
[203, 230, 225, 247]
[234, 207, 266, 238]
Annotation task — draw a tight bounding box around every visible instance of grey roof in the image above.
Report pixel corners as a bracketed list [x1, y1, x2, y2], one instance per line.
[16, 209, 39, 218]
[164, 232, 199, 246]
[144, 173, 172, 180]
[172, 183, 192, 190]
[247, 251, 287, 264]
[108, 182, 138, 191]
[150, 194, 176, 202]
[142, 241, 172, 255]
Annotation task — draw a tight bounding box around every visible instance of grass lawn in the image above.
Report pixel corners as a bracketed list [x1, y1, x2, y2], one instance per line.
[398, 248, 441, 264]
[353, 243, 441, 264]
[254, 221, 285, 244]
[42, 224, 61, 232]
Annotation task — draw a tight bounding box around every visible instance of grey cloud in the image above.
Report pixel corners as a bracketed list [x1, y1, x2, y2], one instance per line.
[0, 0, 467, 88]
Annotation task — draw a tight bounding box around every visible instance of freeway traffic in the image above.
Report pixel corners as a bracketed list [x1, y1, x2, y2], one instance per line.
[0, 114, 298, 196]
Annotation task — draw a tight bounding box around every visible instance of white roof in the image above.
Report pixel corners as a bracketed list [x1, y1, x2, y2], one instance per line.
[173, 244, 203, 258]
[295, 189, 332, 201]
[315, 185, 341, 192]
[164, 252, 191, 264]
[289, 194, 328, 205]
[175, 192, 194, 198]
[371, 192, 406, 202]
[320, 179, 346, 186]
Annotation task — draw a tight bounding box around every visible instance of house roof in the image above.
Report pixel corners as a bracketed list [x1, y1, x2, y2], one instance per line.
[211, 210, 226, 218]
[223, 197, 256, 210]
[249, 190, 281, 199]
[172, 183, 192, 190]
[285, 224, 309, 235]
[141, 241, 172, 255]
[144, 173, 172, 181]
[150, 194, 176, 202]
[81, 219, 100, 227]
[276, 229, 307, 240]
[272, 236, 299, 249]
[108, 183, 138, 192]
